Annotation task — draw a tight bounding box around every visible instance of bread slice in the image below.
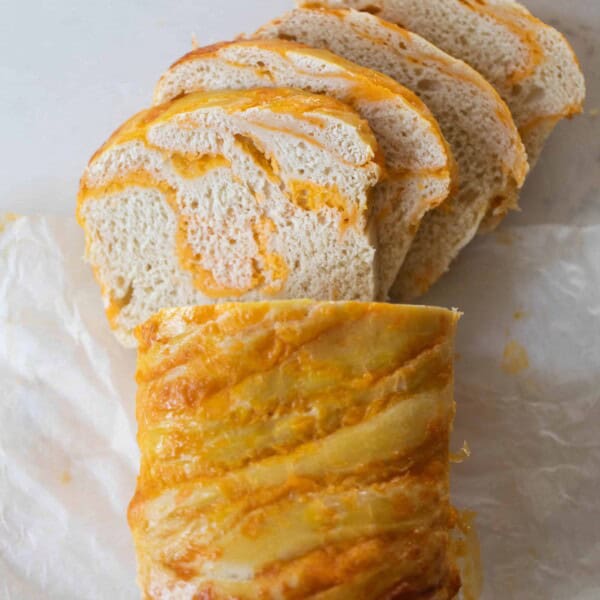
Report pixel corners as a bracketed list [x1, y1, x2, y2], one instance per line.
[304, 0, 586, 228]
[77, 88, 383, 346]
[255, 7, 528, 299]
[154, 39, 455, 297]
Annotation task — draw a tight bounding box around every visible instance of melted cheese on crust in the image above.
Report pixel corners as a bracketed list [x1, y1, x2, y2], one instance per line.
[129, 301, 462, 599]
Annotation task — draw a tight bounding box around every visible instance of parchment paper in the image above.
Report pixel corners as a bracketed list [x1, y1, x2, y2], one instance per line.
[0, 217, 139, 599]
[1, 212, 599, 599]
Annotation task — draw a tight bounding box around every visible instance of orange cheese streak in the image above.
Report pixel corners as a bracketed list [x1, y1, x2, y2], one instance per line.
[80, 168, 288, 305]
[455, 0, 545, 85]
[105, 284, 133, 329]
[170, 152, 231, 179]
[253, 217, 289, 295]
[289, 179, 361, 231]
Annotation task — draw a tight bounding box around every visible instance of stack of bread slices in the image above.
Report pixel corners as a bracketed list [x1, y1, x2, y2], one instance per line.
[77, 0, 585, 346]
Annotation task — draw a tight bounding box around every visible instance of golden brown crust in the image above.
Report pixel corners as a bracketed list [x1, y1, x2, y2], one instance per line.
[129, 301, 461, 599]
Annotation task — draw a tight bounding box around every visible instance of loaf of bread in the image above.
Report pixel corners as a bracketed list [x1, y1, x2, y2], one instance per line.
[305, 0, 585, 176]
[254, 7, 528, 299]
[77, 89, 383, 345]
[154, 39, 456, 297]
[129, 300, 462, 599]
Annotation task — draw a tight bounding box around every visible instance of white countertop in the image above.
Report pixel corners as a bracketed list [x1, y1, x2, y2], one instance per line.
[0, 0, 598, 225]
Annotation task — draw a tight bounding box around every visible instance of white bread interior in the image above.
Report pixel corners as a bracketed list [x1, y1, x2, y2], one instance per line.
[154, 39, 455, 296]
[303, 0, 586, 228]
[255, 7, 528, 299]
[77, 88, 383, 345]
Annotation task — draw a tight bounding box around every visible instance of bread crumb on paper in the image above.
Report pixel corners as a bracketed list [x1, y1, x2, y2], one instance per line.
[502, 340, 530, 374]
[0, 212, 19, 233]
[450, 440, 471, 464]
[495, 230, 515, 246]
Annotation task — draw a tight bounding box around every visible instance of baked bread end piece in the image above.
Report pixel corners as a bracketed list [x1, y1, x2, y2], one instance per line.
[130, 300, 464, 599]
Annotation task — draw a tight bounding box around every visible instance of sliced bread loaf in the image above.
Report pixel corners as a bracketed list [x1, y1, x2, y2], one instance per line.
[77, 88, 383, 345]
[305, 0, 586, 228]
[154, 39, 455, 297]
[255, 8, 528, 299]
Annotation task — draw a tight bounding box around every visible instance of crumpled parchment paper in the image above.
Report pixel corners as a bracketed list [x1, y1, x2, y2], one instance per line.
[1, 215, 599, 600]
[0, 217, 139, 599]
